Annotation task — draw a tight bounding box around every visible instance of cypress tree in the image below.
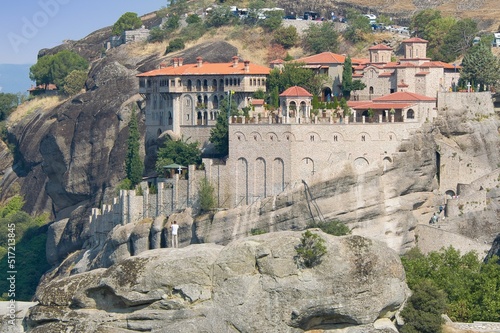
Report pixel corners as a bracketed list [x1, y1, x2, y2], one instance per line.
[342, 55, 353, 99]
[126, 107, 143, 187]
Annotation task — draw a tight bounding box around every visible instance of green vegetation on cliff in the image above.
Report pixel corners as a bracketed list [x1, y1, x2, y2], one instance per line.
[402, 247, 500, 323]
[0, 196, 50, 301]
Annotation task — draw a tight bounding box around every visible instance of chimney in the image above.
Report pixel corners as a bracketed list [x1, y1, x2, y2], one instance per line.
[159, 61, 167, 69]
[172, 58, 178, 68]
[232, 55, 239, 67]
[178, 57, 184, 66]
[196, 56, 203, 67]
[244, 60, 250, 73]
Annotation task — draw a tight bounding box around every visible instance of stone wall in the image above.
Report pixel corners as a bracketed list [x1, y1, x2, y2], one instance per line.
[88, 166, 199, 246]
[436, 91, 497, 194]
[224, 120, 422, 208]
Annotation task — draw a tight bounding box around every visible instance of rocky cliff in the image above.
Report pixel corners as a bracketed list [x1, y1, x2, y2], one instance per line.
[22, 231, 408, 333]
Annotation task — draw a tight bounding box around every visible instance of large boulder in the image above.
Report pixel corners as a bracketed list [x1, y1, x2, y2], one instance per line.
[27, 231, 409, 332]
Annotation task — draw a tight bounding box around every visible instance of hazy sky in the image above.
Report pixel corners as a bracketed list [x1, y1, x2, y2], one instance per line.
[0, 0, 168, 64]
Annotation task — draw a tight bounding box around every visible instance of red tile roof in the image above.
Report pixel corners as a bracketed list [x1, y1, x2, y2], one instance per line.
[295, 52, 345, 64]
[251, 99, 264, 105]
[349, 102, 413, 110]
[379, 72, 393, 77]
[373, 91, 436, 102]
[137, 60, 270, 77]
[415, 71, 430, 76]
[279, 86, 313, 97]
[369, 44, 392, 50]
[421, 61, 460, 70]
[270, 59, 284, 64]
[402, 37, 428, 43]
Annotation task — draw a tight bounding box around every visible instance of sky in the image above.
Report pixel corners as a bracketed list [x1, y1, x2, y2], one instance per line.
[0, 0, 168, 65]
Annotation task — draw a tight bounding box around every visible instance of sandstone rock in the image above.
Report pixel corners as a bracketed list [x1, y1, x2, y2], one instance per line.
[26, 231, 408, 332]
[45, 218, 69, 266]
[130, 218, 154, 256]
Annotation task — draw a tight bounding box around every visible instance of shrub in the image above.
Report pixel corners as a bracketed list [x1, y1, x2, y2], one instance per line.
[308, 219, 350, 236]
[295, 230, 327, 268]
[400, 279, 447, 333]
[273, 25, 298, 49]
[62, 69, 87, 96]
[166, 38, 185, 54]
[112, 12, 142, 36]
[251, 228, 267, 235]
[198, 177, 216, 212]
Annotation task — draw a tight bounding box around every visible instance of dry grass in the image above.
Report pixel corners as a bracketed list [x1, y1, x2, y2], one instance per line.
[125, 41, 168, 58]
[8, 96, 65, 125]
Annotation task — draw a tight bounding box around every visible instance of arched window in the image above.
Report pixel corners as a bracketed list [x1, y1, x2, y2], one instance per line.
[213, 95, 219, 109]
[196, 80, 202, 91]
[407, 109, 415, 119]
[187, 79, 192, 92]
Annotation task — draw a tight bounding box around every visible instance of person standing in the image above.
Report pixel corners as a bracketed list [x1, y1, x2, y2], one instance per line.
[171, 221, 179, 248]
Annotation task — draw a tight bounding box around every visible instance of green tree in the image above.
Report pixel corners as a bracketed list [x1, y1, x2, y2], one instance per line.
[460, 42, 500, 91]
[402, 247, 500, 322]
[270, 86, 279, 109]
[205, 6, 233, 28]
[441, 18, 478, 62]
[29, 50, 88, 88]
[125, 107, 143, 187]
[0, 93, 19, 121]
[149, 27, 169, 43]
[342, 56, 353, 98]
[273, 25, 298, 49]
[243, 0, 266, 26]
[342, 9, 372, 43]
[259, 10, 283, 31]
[198, 177, 216, 212]
[400, 279, 447, 333]
[112, 12, 142, 36]
[295, 230, 327, 268]
[410, 9, 442, 39]
[166, 38, 185, 54]
[156, 138, 201, 172]
[164, 14, 180, 31]
[424, 17, 457, 61]
[302, 21, 340, 54]
[267, 62, 315, 94]
[186, 14, 201, 24]
[62, 69, 87, 96]
[209, 95, 237, 157]
[0, 196, 49, 301]
[341, 55, 366, 99]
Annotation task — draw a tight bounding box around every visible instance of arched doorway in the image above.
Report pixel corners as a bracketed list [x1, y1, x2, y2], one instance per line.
[323, 87, 332, 102]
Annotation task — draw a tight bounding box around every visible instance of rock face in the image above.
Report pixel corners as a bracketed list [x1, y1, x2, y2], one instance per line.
[26, 231, 408, 333]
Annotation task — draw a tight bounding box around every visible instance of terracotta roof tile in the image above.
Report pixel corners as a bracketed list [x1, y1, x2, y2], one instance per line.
[279, 86, 313, 97]
[251, 99, 264, 105]
[373, 91, 436, 102]
[402, 37, 428, 43]
[368, 44, 393, 50]
[137, 61, 270, 77]
[295, 52, 345, 64]
[349, 102, 413, 109]
[270, 59, 284, 64]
